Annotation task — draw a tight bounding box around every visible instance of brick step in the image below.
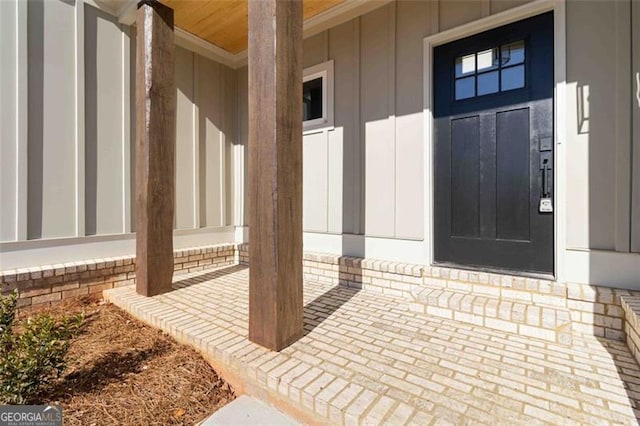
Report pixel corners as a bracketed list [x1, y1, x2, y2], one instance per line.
[621, 296, 640, 365]
[410, 286, 572, 345]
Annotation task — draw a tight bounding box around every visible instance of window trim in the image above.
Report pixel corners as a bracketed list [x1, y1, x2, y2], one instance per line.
[303, 60, 334, 133]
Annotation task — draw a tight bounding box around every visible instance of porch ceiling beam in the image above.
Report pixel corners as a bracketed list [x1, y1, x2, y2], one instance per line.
[248, 0, 304, 351]
[135, 0, 176, 297]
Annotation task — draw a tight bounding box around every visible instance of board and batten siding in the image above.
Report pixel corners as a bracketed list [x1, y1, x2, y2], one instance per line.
[237, 0, 538, 241]
[237, 1, 434, 240]
[565, 0, 640, 254]
[0, 0, 235, 247]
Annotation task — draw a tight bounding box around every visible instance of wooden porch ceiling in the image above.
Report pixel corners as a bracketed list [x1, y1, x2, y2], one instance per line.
[160, 0, 345, 54]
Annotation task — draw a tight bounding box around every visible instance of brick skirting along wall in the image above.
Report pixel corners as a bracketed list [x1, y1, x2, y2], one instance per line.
[1, 241, 635, 343]
[0, 244, 237, 311]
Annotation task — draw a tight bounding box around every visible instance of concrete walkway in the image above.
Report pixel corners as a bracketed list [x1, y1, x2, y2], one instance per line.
[200, 395, 300, 426]
[105, 265, 640, 425]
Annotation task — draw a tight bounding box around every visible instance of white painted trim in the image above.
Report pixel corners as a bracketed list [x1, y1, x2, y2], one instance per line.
[422, 0, 562, 277]
[423, 0, 555, 48]
[303, 232, 425, 265]
[121, 25, 132, 233]
[177, 0, 392, 70]
[304, 0, 392, 39]
[85, 0, 392, 70]
[116, 0, 137, 25]
[235, 225, 248, 243]
[174, 28, 239, 69]
[192, 54, 201, 229]
[15, 0, 28, 241]
[303, 60, 334, 133]
[388, 1, 397, 237]
[564, 249, 640, 290]
[75, 0, 86, 237]
[234, 226, 424, 264]
[422, 26, 434, 270]
[552, 0, 567, 284]
[353, 17, 362, 235]
[219, 65, 227, 227]
[83, 0, 115, 14]
[0, 226, 237, 270]
[233, 143, 245, 227]
[633, 1, 640, 252]
[613, 0, 632, 252]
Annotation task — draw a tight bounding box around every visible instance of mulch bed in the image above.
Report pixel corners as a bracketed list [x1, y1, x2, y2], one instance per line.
[28, 297, 236, 425]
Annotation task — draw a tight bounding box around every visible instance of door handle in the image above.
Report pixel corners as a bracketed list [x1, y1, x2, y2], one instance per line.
[636, 72, 640, 107]
[540, 152, 552, 198]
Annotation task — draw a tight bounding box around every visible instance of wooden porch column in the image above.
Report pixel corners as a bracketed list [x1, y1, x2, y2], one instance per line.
[135, 0, 176, 297]
[248, 0, 303, 351]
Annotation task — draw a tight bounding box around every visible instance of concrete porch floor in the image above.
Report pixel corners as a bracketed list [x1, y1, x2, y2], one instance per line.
[105, 265, 640, 425]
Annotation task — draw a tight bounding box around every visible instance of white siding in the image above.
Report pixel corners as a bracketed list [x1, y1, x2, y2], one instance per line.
[0, 0, 19, 241]
[175, 46, 196, 229]
[566, 0, 633, 252]
[27, 0, 77, 239]
[0, 1, 236, 251]
[84, 5, 126, 235]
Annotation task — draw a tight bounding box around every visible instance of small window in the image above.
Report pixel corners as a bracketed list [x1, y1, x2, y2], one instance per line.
[454, 40, 526, 100]
[303, 78, 323, 121]
[303, 60, 334, 132]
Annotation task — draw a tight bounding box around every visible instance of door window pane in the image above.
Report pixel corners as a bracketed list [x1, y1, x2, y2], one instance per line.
[452, 40, 526, 101]
[501, 65, 525, 91]
[501, 41, 525, 66]
[477, 71, 499, 96]
[455, 77, 475, 100]
[477, 48, 499, 72]
[303, 77, 323, 121]
[455, 53, 475, 77]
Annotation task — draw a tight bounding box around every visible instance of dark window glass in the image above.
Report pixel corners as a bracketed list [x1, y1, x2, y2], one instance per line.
[477, 71, 499, 96]
[455, 77, 475, 100]
[500, 40, 525, 66]
[501, 64, 525, 91]
[303, 77, 323, 121]
[454, 40, 525, 100]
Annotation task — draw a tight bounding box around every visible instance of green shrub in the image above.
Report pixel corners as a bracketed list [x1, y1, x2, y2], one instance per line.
[0, 290, 83, 404]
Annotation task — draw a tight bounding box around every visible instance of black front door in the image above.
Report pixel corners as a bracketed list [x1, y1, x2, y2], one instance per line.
[433, 12, 554, 274]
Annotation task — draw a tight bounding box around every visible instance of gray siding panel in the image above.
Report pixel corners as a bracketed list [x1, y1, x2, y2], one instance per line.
[439, 0, 482, 31]
[224, 67, 237, 227]
[303, 33, 326, 68]
[566, 1, 632, 251]
[394, 0, 429, 240]
[175, 46, 196, 229]
[489, 0, 532, 14]
[237, 66, 249, 226]
[27, 0, 77, 239]
[632, 0, 640, 253]
[361, 5, 395, 238]
[85, 5, 124, 236]
[289, 2, 430, 239]
[198, 55, 224, 228]
[329, 20, 358, 234]
[303, 132, 329, 232]
[0, 1, 17, 241]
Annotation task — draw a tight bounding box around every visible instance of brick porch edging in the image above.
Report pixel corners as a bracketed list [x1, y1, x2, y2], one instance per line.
[239, 244, 633, 341]
[1, 241, 635, 342]
[0, 244, 237, 311]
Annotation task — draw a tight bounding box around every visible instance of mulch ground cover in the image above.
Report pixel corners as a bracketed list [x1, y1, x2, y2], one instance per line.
[26, 297, 236, 425]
